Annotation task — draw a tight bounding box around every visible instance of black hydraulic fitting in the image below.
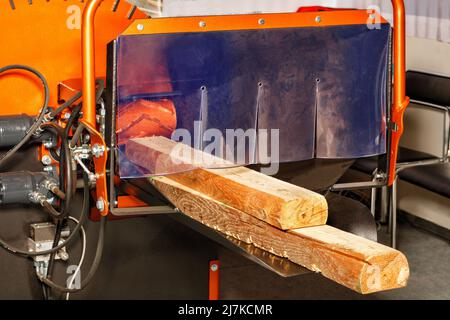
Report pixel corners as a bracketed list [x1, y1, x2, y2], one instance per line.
[0, 171, 50, 204]
[0, 114, 35, 148]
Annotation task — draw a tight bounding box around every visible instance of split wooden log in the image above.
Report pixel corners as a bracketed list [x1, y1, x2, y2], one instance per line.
[151, 176, 410, 294]
[126, 136, 328, 229]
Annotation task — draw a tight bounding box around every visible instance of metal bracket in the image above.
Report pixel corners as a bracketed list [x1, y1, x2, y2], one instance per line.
[27, 222, 70, 277]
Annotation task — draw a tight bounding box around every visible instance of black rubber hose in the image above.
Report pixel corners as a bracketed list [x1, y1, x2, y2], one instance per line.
[0, 64, 49, 169]
[95, 79, 105, 103]
[39, 215, 107, 293]
[38, 124, 60, 162]
[43, 219, 64, 300]
[42, 219, 62, 300]
[47, 220, 64, 274]
[47, 104, 81, 163]
[41, 284, 48, 300]
[65, 104, 83, 195]
[49, 147, 60, 162]
[41, 123, 73, 218]
[64, 104, 82, 138]
[0, 172, 89, 256]
[44, 104, 82, 299]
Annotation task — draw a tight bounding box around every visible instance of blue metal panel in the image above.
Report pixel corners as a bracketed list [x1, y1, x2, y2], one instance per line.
[116, 23, 390, 177]
[315, 24, 390, 158]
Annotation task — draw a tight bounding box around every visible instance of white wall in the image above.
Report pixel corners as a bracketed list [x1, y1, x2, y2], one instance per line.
[162, 0, 450, 43]
[407, 36, 450, 76]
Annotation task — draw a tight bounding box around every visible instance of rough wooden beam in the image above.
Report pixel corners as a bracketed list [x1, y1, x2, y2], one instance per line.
[150, 176, 410, 294]
[126, 136, 328, 229]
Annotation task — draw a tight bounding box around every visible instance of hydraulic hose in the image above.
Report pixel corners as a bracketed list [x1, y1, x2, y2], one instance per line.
[0, 65, 49, 169]
[0, 172, 89, 257]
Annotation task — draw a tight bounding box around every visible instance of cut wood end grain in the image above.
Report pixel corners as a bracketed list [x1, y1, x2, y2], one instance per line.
[290, 226, 409, 293]
[360, 251, 409, 294]
[126, 136, 328, 229]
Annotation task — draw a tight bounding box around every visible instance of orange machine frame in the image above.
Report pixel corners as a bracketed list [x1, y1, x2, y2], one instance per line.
[0, 0, 144, 114]
[81, 0, 409, 215]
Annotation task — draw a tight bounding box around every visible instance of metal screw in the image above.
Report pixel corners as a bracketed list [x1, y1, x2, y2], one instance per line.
[43, 140, 54, 148]
[63, 112, 71, 119]
[96, 197, 105, 212]
[88, 173, 97, 183]
[83, 134, 90, 144]
[59, 251, 69, 261]
[92, 144, 105, 158]
[43, 166, 54, 173]
[199, 21, 206, 28]
[137, 24, 144, 31]
[41, 155, 52, 165]
[258, 18, 265, 25]
[210, 264, 218, 272]
[315, 16, 322, 23]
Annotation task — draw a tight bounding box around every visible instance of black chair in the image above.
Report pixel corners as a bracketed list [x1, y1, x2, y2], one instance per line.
[352, 71, 450, 248]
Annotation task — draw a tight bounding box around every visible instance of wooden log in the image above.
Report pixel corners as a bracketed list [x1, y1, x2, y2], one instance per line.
[126, 136, 328, 229]
[150, 176, 410, 294]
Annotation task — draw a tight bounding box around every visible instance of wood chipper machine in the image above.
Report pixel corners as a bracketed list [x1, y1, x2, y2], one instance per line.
[0, 0, 410, 298]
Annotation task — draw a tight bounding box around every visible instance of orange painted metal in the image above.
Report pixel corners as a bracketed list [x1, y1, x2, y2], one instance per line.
[389, 0, 409, 185]
[0, 0, 143, 116]
[117, 195, 148, 208]
[58, 78, 83, 104]
[82, 0, 104, 128]
[122, 10, 387, 36]
[208, 260, 220, 300]
[81, 120, 109, 218]
[38, 145, 58, 166]
[81, 0, 108, 217]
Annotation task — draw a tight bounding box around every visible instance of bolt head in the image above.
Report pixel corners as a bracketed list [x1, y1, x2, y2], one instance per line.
[83, 134, 90, 143]
[137, 24, 144, 31]
[88, 173, 97, 183]
[258, 18, 265, 25]
[315, 16, 322, 23]
[59, 251, 69, 261]
[210, 264, 218, 272]
[199, 21, 206, 28]
[96, 198, 105, 212]
[41, 155, 52, 165]
[43, 140, 53, 148]
[92, 144, 105, 158]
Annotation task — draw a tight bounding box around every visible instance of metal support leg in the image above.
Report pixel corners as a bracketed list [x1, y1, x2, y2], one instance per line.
[380, 186, 388, 224]
[208, 260, 220, 300]
[370, 169, 378, 217]
[390, 177, 398, 249]
[370, 187, 377, 217]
